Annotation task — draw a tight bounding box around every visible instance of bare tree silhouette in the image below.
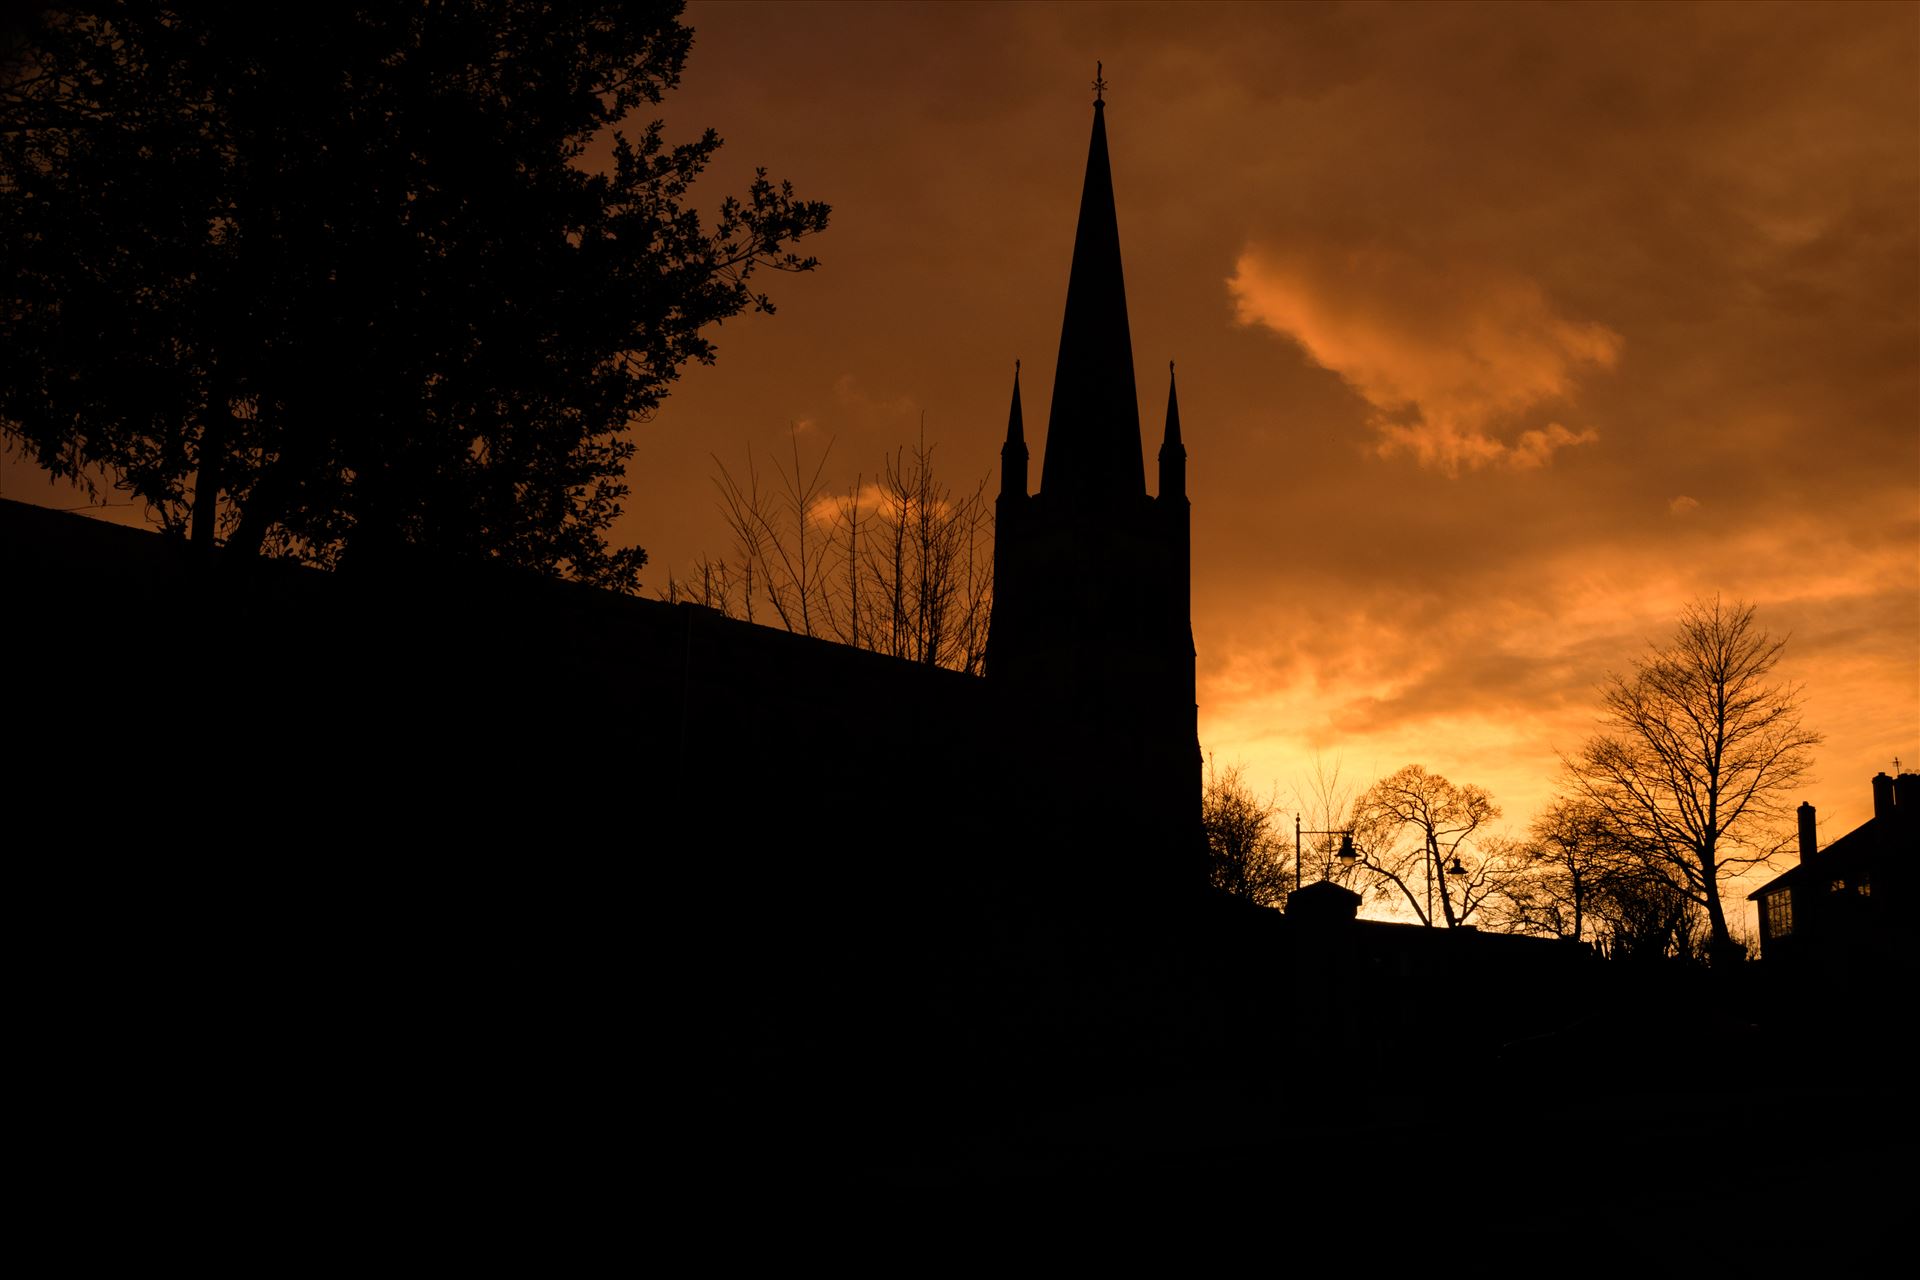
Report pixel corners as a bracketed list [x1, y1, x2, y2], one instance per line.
[1504, 796, 1618, 943]
[1564, 597, 1822, 965]
[1290, 753, 1361, 888]
[691, 423, 992, 674]
[1350, 764, 1521, 928]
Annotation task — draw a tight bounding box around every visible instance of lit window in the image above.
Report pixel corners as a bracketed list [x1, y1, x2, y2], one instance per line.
[1765, 890, 1793, 938]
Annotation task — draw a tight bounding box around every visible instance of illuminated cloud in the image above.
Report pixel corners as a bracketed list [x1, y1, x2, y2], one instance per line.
[808, 478, 889, 526]
[1669, 495, 1701, 516]
[1227, 244, 1621, 475]
[833, 372, 919, 422]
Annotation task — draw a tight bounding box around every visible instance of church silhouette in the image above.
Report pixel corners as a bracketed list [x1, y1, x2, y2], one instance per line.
[988, 84, 1205, 893]
[990, 87, 1198, 890]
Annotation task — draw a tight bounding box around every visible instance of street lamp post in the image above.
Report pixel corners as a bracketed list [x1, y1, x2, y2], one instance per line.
[1423, 835, 1471, 925]
[1294, 815, 1360, 887]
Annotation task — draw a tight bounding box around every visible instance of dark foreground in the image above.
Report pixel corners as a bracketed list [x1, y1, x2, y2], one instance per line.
[9, 498, 1911, 1253]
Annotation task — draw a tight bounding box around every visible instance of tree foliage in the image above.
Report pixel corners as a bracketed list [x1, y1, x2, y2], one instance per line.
[0, 2, 830, 588]
[1203, 757, 1292, 909]
[1565, 597, 1821, 965]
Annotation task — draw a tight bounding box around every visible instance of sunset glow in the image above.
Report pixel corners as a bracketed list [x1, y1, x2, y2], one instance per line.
[638, 2, 1917, 918]
[8, 2, 1914, 921]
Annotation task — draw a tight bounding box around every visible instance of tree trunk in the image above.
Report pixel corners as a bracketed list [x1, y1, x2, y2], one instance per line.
[190, 369, 233, 557]
[1702, 876, 1736, 964]
[227, 447, 306, 561]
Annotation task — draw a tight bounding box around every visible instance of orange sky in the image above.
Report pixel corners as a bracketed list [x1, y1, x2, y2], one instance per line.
[622, 1, 1919, 904]
[7, 2, 1915, 920]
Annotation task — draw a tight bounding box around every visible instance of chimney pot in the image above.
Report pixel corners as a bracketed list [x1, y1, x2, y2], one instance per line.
[1872, 772, 1896, 820]
[1797, 802, 1817, 862]
[1895, 772, 1920, 814]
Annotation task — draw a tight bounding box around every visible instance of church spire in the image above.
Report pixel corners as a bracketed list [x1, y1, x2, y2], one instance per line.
[1040, 70, 1143, 505]
[1000, 359, 1028, 499]
[1158, 360, 1185, 500]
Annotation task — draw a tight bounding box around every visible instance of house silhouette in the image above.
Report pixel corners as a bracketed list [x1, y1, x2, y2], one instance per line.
[1750, 771, 1917, 973]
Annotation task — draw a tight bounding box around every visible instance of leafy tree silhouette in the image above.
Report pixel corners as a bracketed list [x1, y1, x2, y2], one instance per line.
[0, 2, 829, 588]
[1202, 756, 1293, 909]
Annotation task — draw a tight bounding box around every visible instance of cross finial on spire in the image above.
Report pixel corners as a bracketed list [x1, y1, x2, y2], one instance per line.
[1092, 61, 1107, 103]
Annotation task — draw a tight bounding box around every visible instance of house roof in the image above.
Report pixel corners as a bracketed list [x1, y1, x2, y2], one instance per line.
[1748, 807, 1914, 900]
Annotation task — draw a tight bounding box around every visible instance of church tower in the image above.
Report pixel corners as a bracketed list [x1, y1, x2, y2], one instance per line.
[986, 75, 1203, 891]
